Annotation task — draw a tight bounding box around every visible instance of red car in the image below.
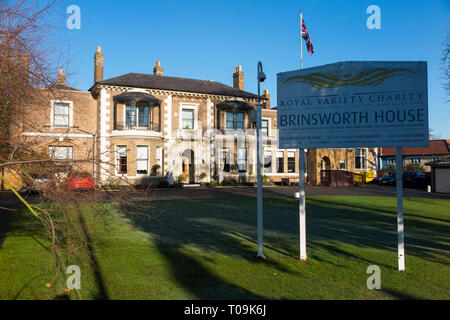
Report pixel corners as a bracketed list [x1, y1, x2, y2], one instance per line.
[68, 171, 95, 190]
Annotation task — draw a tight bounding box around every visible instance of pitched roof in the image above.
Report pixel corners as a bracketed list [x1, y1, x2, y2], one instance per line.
[381, 140, 450, 156]
[47, 83, 81, 91]
[92, 73, 258, 99]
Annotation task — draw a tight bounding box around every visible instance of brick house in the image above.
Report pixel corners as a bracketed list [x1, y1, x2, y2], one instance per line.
[12, 46, 378, 186]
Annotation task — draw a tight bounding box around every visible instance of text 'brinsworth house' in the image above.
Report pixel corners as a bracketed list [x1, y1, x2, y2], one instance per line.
[13, 47, 377, 186]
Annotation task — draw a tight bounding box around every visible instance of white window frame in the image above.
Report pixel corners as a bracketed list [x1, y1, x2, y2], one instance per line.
[179, 103, 199, 130]
[287, 150, 296, 173]
[411, 158, 421, 164]
[355, 148, 368, 170]
[136, 145, 149, 175]
[50, 100, 73, 128]
[263, 149, 273, 173]
[237, 147, 247, 172]
[261, 118, 271, 136]
[48, 145, 73, 160]
[276, 150, 285, 174]
[387, 157, 396, 165]
[339, 160, 347, 170]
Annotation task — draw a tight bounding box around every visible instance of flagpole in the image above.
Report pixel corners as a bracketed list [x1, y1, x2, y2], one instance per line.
[298, 9, 307, 261]
[300, 10, 303, 69]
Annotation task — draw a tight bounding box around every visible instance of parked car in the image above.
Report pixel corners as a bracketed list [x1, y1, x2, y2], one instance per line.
[24, 173, 56, 193]
[379, 171, 396, 186]
[403, 171, 429, 189]
[67, 171, 95, 190]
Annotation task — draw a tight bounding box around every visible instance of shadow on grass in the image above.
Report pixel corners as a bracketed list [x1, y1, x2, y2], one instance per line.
[126, 196, 449, 299]
[77, 210, 109, 300]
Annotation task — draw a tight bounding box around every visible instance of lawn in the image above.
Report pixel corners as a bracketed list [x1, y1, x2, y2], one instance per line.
[0, 195, 449, 299]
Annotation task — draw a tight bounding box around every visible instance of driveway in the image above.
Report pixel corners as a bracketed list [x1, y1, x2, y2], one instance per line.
[134, 184, 450, 201]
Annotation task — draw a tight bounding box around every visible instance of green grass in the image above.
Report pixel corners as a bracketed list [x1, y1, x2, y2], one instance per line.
[0, 196, 449, 299]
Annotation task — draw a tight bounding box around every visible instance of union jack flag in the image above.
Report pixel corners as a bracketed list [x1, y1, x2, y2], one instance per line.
[301, 19, 314, 55]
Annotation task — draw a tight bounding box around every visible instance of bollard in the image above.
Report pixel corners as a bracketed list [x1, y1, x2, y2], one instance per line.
[427, 185, 431, 193]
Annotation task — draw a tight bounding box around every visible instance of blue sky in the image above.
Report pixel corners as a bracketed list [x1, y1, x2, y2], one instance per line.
[53, 0, 449, 138]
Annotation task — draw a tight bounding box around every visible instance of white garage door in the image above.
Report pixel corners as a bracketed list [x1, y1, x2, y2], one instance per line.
[435, 168, 450, 193]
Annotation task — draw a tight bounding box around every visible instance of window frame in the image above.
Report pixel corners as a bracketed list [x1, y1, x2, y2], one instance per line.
[264, 149, 272, 173]
[116, 145, 128, 175]
[276, 151, 285, 173]
[355, 148, 367, 170]
[181, 109, 194, 129]
[237, 148, 247, 172]
[261, 119, 269, 136]
[48, 145, 73, 161]
[179, 103, 199, 130]
[50, 100, 73, 128]
[136, 145, 149, 175]
[287, 151, 296, 173]
[220, 147, 231, 172]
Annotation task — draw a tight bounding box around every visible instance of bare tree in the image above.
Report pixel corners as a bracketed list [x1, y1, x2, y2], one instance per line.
[0, 1, 155, 298]
[441, 29, 449, 103]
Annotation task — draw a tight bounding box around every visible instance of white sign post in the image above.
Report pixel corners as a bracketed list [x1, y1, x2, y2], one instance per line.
[277, 61, 428, 271]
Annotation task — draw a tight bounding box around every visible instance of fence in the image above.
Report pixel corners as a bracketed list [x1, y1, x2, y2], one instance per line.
[320, 170, 364, 187]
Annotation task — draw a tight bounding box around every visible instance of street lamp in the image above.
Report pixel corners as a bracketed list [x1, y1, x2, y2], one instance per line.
[256, 61, 266, 259]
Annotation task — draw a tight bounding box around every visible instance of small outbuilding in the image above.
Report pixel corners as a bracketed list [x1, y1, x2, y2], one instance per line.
[426, 156, 450, 193]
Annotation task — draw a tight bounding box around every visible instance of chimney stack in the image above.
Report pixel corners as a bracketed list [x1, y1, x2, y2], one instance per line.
[94, 46, 104, 84]
[153, 61, 163, 76]
[233, 65, 244, 90]
[262, 89, 271, 109]
[57, 67, 66, 85]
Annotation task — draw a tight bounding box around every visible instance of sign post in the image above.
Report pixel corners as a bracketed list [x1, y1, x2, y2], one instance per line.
[298, 148, 307, 260]
[396, 147, 405, 271]
[277, 61, 428, 271]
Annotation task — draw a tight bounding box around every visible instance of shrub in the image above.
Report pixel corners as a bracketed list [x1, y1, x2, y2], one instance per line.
[229, 179, 237, 186]
[177, 173, 186, 183]
[209, 179, 218, 187]
[157, 180, 170, 188]
[262, 175, 274, 186]
[199, 172, 207, 180]
[151, 164, 161, 176]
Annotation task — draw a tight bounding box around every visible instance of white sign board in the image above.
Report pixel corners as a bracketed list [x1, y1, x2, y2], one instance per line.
[277, 61, 428, 149]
